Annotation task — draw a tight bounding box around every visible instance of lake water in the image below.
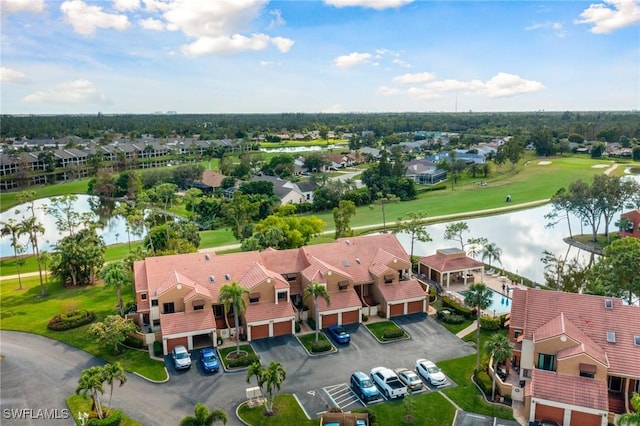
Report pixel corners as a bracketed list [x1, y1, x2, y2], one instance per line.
[394, 203, 615, 286]
[0, 195, 144, 256]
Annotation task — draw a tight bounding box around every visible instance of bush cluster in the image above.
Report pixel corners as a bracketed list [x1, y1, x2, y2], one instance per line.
[47, 310, 96, 331]
[377, 311, 386, 319]
[310, 340, 332, 353]
[153, 341, 162, 357]
[295, 322, 301, 333]
[441, 313, 465, 324]
[226, 353, 259, 368]
[306, 317, 316, 330]
[475, 370, 493, 398]
[123, 335, 145, 349]
[382, 329, 405, 340]
[480, 316, 501, 331]
[441, 296, 475, 319]
[87, 410, 123, 426]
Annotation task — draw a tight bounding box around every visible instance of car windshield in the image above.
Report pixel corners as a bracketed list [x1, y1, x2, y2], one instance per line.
[175, 352, 188, 359]
[203, 354, 215, 362]
[361, 379, 373, 387]
[335, 327, 346, 335]
[428, 366, 441, 374]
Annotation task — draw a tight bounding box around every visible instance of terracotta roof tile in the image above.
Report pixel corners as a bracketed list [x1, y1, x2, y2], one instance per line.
[377, 279, 426, 302]
[530, 369, 608, 411]
[244, 301, 295, 323]
[419, 250, 484, 272]
[316, 288, 362, 312]
[160, 310, 216, 336]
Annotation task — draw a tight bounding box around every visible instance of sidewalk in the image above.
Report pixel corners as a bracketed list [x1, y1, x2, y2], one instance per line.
[456, 320, 477, 338]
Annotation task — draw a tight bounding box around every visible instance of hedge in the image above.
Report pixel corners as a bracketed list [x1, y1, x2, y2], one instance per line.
[227, 353, 260, 368]
[441, 296, 475, 319]
[382, 329, 406, 340]
[311, 340, 332, 353]
[47, 310, 96, 331]
[87, 410, 123, 426]
[307, 317, 316, 331]
[475, 370, 493, 398]
[480, 316, 501, 331]
[153, 341, 162, 357]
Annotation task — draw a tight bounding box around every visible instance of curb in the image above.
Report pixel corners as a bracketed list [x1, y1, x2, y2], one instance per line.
[363, 320, 411, 344]
[294, 332, 338, 356]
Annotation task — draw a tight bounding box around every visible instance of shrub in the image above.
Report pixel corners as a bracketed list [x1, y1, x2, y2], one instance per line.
[227, 353, 259, 368]
[310, 340, 332, 353]
[441, 296, 474, 319]
[87, 410, 123, 426]
[362, 314, 369, 322]
[382, 329, 405, 340]
[480, 316, 501, 331]
[123, 335, 144, 349]
[377, 311, 386, 319]
[47, 310, 96, 331]
[295, 322, 301, 333]
[63, 301, 81, 316]
[441, 314, 465, 324]
[153, 341, 162, 357]
[475, 370, 493, 397]
[307, 317, 316, 330]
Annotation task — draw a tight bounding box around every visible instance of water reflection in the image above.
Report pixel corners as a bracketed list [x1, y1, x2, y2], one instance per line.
[0, 195, 145, 255]
[395, 204, 611, 285]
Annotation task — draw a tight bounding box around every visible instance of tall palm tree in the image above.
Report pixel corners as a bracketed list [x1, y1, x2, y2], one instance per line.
[481, 242, 503, 270]
[217, 281, 249, 356]
[76, 366, 105, 419]
[617, 392, 640, 426]
[19, 215, 46, 297]
[485, 333, 513, 401]
[1, 218, 25, 289]
[102, 363, 127, 416]
[304, 282, 331, 343]
[263, 361, 287, 415]
[100, 261, 129, 316]
[466, 237, 488, 260]
[464, 283, 493, 372]
[180, 403, 228, 426]
[246, 361, 267, 400]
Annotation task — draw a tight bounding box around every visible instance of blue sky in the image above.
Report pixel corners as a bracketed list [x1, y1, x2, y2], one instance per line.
[1, 0, 639, 114]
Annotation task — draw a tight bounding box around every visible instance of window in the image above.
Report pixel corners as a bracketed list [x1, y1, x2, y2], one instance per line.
[151, 299, 158, 306]
[163, 302, 175, 314]
[141, 293, 147, 300]
[634, 335, 640, 346]
[634, 380, 640, 394]
[537, 353, 555, 371]
[213, 305, 224, 318]
[579, 363, 596, 378]
[514, 330, 522, 340]
[152, 319, 160, 326]
[277, 292, 287, 301]
[522, 369, 531, 378]
[193, 304, 204, 311]
[580, 371, 595, 378]
[250, 293, 260, 303]
[604, 299, 613, 309]
[607, 331, 616, 343]
[384, 274, 394, 284]
[142, 314, 150, 325]
[609, 376, 623, 392]
[338, 281, 349, 290]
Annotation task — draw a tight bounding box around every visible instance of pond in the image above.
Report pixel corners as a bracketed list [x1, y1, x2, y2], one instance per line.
[0, 195, 145, 256]
[395, 203, 619, 286]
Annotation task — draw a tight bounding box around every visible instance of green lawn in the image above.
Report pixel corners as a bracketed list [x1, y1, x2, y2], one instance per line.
[297, 332, 335, 353]
[355, 391, 456, 426]
[1, 179, 91, 211]
[0, 275, 167, 381]
[218, 344, 258, 370]
[364, 320, 408, 341]
[237, 394, 318, 426]
[66, 395, 142, 426]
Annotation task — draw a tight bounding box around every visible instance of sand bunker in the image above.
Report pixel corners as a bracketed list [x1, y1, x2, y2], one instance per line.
[538, 161, 552, 165]
[591, 164, 609, 168]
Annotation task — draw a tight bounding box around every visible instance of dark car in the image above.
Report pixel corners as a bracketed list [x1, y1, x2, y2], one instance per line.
[350, 371, 380, 402]
[199, 348, 219, 373]
[325, 325, 350, 344]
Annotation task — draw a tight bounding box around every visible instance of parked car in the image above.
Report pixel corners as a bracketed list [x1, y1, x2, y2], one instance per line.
[415, 359, 446, 387]
[172, 345, 192, 370]
[350, 371, 381, 402]
[199, 348, 219, 373]
[325, 325, 350, 344]
[394, 367, 424, 392]
[370, 366, 407, 399]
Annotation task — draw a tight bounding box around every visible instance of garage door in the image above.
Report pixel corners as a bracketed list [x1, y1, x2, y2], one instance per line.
[250, 324, 269, 340]
[342, 309, 359, 324]
[322, 313, 338, 328]
[389, 303, 404, 317]
[166, 336, 188, 355]
[535, 404, 564, 426]
[407, 300, 423, 314]
[273, 320, 292, 337]
[570, 411, 601, 426]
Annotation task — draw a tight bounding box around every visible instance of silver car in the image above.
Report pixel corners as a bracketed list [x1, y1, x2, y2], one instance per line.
[172, 345, 192, 370]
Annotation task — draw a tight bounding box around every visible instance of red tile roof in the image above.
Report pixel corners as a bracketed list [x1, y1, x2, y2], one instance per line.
[244, 301, 295, 323]
[530, 369, 608, 411]
[419, 249, 484, 272]
[200, 170, 225, 188]
[315, 288, 362, 312]
[377, 279, 426, 302]
[160, 310, 216, 336]
[510, 288, 640, 377]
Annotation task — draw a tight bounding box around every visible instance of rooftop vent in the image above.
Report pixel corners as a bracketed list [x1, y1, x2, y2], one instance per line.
[345, 240, 351, 245]
[225, 274, 231, 281]
[208, 275, 215, 282]
[606, 331, 616, 343]
[342, 259, 350, 267]
[204, 254, 210, 260]
[355, 258, 361, 264]
[604, 299, 613, 309]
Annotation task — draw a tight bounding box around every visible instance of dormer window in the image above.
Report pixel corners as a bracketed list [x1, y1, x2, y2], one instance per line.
[384, 274, 394, 284]
[607, 331, 616, 343]
[604, 299, 613, 309]
[249, 293, 260, 303]
[338, 281, 349, 290]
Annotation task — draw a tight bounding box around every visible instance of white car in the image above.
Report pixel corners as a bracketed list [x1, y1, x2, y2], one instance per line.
[415, 359, 446, 387]
[172, 345, 192, 370]
[394, 368, 424, 392]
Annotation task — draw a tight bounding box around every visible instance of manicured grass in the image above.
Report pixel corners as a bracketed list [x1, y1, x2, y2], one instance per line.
[0, 275, 167, 381]
[1, 179, 91, 211]
[66, 395, 142, 426]
[218, 344, 258, 369]
[237, 394, 318, 426]
[298, 332, 334, 353]
[436, 317, 474, 335]
[355, 391, 456, 426]
[259, 139, 348, 149]
[365, 320, 408, 341]
[199, 229, 238, 248]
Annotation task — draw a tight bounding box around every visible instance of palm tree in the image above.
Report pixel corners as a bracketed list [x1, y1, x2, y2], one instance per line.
[246, 361, 267, 401]
[263, 361, 287, 415]
[102, 363, 127, 416]
[76, 366, 105, 419]
[485, 333, 513, 401]
[1, 218, 25, 289]
[19, 215, 46, 297]
[217, 281, 249, 356]
[617, 392, 640, 426]
[464, 283, 493, 372]
[180, 403, 228, 426]
[304, 282, 331, 343]
[100, 261, 129, 316]
[466, 237, 488, 259]
[482, 242, 503, 270]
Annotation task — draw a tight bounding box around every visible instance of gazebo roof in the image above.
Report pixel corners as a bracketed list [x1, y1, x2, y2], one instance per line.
[419, 248, 484, 273]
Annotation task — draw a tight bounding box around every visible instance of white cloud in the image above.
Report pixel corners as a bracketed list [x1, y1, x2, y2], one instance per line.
[113, 0, 139, 12]
[380, 72, 544, 99]
[268, 9, 286, 29]
[0, 67, 31, 83]
[23, 79, 107, 104]
[392, 59, 411, 68]
[0, 0, 44, 14]
[574, 0, 640, 34]
[271, 36, 295, 52]
[324, 0, 413, 10]
[141, 0, 168, 13]
[334, 52, 373, 68]
[392, 72, 436, 84]
[183, 33, 293, 56]
[139, 17, 165, 31]
[322, 104, 346, 113]
[61, 0, 130, 36]
[525, 21, 567, 38]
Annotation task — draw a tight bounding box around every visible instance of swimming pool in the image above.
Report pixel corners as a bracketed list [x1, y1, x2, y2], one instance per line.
[459, 288, 512, 315]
